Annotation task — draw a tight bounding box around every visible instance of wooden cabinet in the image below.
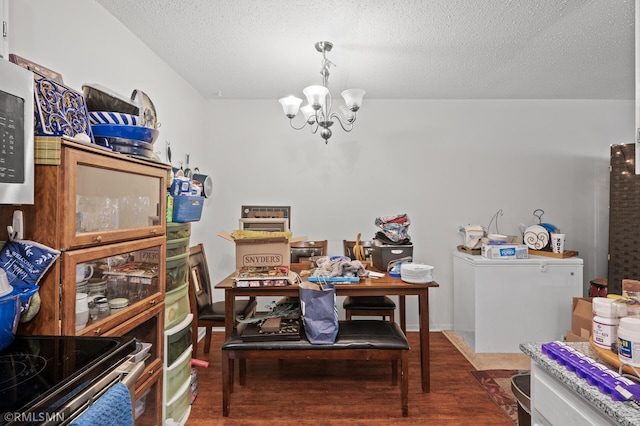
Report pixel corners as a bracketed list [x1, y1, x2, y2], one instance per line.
[0, 137, 170, 426]
[62, 237, 165, 336]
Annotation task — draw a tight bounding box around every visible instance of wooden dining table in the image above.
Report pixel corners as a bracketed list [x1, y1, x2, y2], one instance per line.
[214, 267, 439, 392]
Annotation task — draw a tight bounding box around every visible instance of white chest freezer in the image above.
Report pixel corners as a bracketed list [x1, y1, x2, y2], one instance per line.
[453, 251, 584, 353]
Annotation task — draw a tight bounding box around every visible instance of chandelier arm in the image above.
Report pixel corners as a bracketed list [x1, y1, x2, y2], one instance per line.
[288, 119, 310, 131]
[329, 112, 355, 132]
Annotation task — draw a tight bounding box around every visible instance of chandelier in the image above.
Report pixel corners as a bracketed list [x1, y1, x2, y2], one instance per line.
[279, 41, 365, 144]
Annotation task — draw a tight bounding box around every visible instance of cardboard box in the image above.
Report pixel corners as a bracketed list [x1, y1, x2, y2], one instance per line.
[219, 232, 292, 269]
[481, 244, 528, 259]
[571, 297, 593, 339]
[565, 329, 589, 342]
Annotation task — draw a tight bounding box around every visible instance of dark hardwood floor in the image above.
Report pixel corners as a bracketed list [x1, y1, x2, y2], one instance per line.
[186, 331, 513, 425]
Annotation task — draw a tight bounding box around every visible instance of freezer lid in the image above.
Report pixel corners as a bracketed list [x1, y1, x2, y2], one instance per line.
[452, 250, 584, 265]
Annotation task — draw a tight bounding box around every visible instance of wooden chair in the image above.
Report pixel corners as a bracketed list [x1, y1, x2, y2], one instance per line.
[281, 240, 328, 304]
[342, 240, 397, 325]
[290, 240, 328, 264]
[188, 243, 257, 355]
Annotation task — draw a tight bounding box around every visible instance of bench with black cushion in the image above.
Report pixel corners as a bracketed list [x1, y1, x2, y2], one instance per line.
[221, 319, 409, 417]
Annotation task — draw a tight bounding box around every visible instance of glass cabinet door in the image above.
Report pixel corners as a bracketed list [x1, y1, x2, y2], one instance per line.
[62, 146, 167, 249]
[62, 236, 166, 336]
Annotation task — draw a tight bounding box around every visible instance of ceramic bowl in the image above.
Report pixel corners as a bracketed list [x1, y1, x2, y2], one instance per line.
[91, 124, 159, 144]
[89, 111, 139, 126]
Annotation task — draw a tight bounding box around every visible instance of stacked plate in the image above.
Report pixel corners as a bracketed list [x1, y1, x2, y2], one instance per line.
[87, 278, 107, 296]
[83, 84, 160, 161]
[400, 263, 434, 284]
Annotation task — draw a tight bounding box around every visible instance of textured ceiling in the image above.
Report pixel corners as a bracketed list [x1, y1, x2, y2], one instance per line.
[96, 0, 635, 100]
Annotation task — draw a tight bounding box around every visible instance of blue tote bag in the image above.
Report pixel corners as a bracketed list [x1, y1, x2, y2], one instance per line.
[299, 281, 338, 344]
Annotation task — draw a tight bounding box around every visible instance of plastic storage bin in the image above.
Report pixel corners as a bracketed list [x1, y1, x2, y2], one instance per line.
[165, 281, 190, 330]
[372, 244, 413, 271]
[166, 252, 189, 292]
[165, 314, 193, 365]
[164, 377, 191, 424]
[166, 222, 191, 241]
[172, 195, 204, 223]
[135, 389, 150, 419]
[165, 345, 192, 401]
[166, 236, 190, 258]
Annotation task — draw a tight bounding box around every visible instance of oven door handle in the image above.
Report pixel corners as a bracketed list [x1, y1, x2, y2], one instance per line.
[120, 359, 146, 407]
[121, 360, 146, 389]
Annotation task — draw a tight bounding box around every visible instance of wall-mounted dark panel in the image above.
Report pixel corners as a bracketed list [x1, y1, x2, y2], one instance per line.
[608, 143, 640, 295]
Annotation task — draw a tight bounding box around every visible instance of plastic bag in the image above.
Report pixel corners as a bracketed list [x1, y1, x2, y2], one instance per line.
[375, 213, 411, 244]
[299, 281, 338, 344]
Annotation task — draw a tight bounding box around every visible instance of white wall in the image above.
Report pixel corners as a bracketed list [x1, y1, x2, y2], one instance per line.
[195, 99, 634, 330]
[9, 0, 636, 332]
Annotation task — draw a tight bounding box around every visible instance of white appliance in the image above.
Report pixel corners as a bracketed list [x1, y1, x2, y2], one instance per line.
[0, 59, 34, 205]
[453, 251, 583, 353]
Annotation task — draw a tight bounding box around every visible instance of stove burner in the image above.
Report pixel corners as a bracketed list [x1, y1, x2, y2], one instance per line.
[0, 353, 47, 391]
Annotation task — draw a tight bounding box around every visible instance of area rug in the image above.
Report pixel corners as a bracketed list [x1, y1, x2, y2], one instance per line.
[470, 369, 528, 425]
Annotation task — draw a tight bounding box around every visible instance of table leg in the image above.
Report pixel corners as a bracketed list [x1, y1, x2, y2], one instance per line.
[224, 288, 234, 337]
[224, 288, 235, 387]
[399, 295, 407, 334]
[419, 288, 430, 392]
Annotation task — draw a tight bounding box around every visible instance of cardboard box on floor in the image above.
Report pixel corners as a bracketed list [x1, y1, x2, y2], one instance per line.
[571, 297, 593, 340]
[218, 232, 306, 269]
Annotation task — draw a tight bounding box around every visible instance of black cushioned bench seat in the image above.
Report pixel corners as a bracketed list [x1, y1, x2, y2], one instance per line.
[221, 319, 409, 417]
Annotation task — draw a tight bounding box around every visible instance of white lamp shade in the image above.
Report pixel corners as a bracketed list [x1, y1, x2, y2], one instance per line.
[301, 104, 316, 123]
[279, 96, 303, 117]
[303, 85, 329, 109]
[341, 89, 365, 111]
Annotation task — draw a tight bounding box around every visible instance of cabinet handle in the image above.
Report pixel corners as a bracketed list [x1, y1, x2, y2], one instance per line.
[149, 299, 157, 305]
[151, 228, 158, 235]
[148, 369, 154, 375]
[94, 328, 101, 335]
[95, 235, 103, 243]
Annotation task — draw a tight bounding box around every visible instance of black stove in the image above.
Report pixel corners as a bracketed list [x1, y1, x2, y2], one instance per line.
[0, 335, 135, 425]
